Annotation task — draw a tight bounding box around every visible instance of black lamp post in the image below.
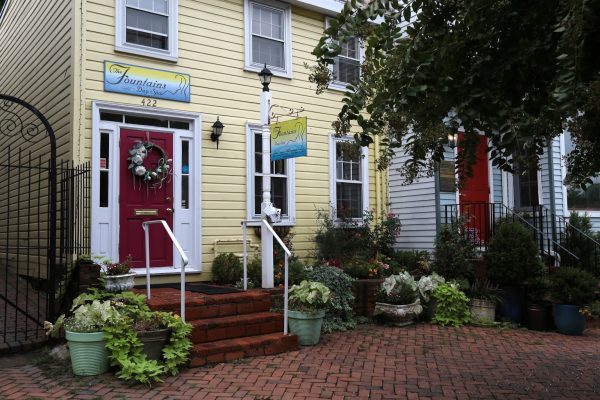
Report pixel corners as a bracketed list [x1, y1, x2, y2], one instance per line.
[258, 64, 273, 92]
[211, 117, 224, 149]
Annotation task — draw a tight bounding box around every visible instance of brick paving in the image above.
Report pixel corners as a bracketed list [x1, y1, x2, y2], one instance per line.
[0, 323, 599, 399]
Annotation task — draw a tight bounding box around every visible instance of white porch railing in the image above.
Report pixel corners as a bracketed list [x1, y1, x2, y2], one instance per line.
[241, 220, 290, 335]
[142, 220, 189, 322]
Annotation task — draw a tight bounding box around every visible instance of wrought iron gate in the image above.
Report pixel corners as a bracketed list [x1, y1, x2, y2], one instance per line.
[0, 95, 90, 352]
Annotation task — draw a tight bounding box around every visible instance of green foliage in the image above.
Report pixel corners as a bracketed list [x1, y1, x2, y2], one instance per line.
[432, 283, 472, 327]
[288, 281, 331, 313]
[391, 250, 431, 277]
[559, 212, 600, 276]
[526, 277, 549, 304]
[314, 210, 402, 265]
[212, 253, 242, 284]
[309, 0, 600, 186]
[549, 267, 597, 305]
[432, 220, 475, 282]
[468, 279, 503, 305]
[484, 222, 544, 286]
[306, 265, 357, 332]
[416, 273, 446, 303]
[236, 256, 307, 288]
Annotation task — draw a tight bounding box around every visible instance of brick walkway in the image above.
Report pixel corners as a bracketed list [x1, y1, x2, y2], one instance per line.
[0, 323, 599, 399]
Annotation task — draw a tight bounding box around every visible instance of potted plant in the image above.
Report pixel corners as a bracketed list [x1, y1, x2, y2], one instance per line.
[45, 299, 118, 376]
[524, 277, 550, 331]
[432, 282, 472, 327]
[287, 280, 331, 345]
[468, 279, 502, 322]
[102, 255, 136, 292]
[416, 272, 445, 320]
[374, 272, 423, 326]
[131, 311, 172, 361]
[580, 302, 600, 330]
[344, 257, 388, 317]
[549, 267, 597, 335]
[484, 221, 544, 323]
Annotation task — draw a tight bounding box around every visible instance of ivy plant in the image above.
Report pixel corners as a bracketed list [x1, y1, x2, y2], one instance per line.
[432, 283, 472, 327]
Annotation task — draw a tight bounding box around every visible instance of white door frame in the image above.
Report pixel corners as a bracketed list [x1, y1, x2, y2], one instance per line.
[91, 101, 202, 274]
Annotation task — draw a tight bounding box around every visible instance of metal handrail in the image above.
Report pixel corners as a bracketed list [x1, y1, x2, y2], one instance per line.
[142, 220, 189, 322]
[241, 220, 291, 335]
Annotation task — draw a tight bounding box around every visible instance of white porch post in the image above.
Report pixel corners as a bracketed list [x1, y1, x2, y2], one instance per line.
[259, 70, 274, 289]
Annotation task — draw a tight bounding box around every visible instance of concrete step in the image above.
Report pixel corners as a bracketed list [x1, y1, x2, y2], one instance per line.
[190, 311, 284, 344]
[190, 332, 299, 367]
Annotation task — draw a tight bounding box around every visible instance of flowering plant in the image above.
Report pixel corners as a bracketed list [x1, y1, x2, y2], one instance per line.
[580, 302, 600, 320]
[377, 272, 419, 305]
[105, 255, 133, 276]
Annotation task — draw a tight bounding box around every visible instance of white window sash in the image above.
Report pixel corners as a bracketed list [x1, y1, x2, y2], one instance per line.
[246, 123, 296, 225]
[329, 135, 369, 220]
[244, 0, 292, 78]
[325, 17, 363, 91]
[115, 0, 179, 61]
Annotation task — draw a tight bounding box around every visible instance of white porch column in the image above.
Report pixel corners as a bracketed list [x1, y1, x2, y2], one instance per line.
[260, 87, 274, 288]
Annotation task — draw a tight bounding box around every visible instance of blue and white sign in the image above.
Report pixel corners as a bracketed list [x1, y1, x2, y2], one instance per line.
[270, 117, 308, 161]
[104, 61, 191, 103]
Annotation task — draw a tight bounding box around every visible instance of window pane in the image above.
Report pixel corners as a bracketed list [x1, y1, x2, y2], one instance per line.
[126, 7, 168, 35]
[272, 159, 285, 175]
[181, 176, 189, 209]
[253, 4, 282, 40]
[334, 57, 360, 84]
[272, 177, 288, 215]
[126, 29, 168, 49]
[336, 182, 362, 219]
[169, 120, 189, 130]
[252, 36, 284, 68]
[341, 37, 358, 58]
[100, 112, 123, 122]
[568, 181, 600, 210]
[124, 114, 169, 127]
[255, 176, 262, 215]
[100, 171, 109, 208]
[100, 132, 110, 169]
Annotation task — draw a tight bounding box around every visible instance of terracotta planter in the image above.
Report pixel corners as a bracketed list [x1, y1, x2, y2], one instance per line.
[104, 272, 136, 292]
[470, 298, 495, 322]
[137, 328, 171, 361]
[352, 279, 383, 317]
[373, 301, 423, 326]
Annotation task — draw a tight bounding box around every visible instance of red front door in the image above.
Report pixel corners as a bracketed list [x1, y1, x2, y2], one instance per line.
[119, 129, 173, 268]
[458, 133, 490, 242]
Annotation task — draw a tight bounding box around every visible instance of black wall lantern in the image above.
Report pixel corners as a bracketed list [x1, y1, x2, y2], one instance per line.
[448, 132, 457, 149]
[258, 64, 273, 92]
[211, 117, 224, 149]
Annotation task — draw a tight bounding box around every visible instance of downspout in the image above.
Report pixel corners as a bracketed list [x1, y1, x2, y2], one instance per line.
[547, 138, 557, 244]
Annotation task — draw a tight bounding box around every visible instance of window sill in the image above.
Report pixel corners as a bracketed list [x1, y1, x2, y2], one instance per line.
[245, 218, 296, 227]
[244, 65, 292, 80]
[115, 44, 178, 62]
[327, 81, 354, 93]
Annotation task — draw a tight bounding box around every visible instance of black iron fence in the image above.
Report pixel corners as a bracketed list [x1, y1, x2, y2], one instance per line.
[442, 202, 600, 276]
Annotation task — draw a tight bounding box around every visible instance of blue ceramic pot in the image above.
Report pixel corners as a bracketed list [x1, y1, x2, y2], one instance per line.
[498, 286, 525, 323]
[553, 304, 585, 336]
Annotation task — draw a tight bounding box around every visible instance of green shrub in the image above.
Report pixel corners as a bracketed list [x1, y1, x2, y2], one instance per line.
[549, 267, 597, 305]
[392, 250, 431, 277]
[306, 265, 357, 332]
[432, 220, 475, 282]
[432, 283, 472, 327]
[484, 221, 544, 286]
[237, 256, 307, 288]
[560, 212, 600, 276]
[212, 253, 242, 284]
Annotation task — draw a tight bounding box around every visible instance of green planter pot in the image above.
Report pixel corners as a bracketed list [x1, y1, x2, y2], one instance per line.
[65, 330, 109, 376]
[288, 310, 325, 346]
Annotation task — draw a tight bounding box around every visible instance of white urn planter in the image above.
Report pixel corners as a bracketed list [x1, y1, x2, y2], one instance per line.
[470, 298, 496, 322]
[103, 272, 136, 292]
[373, 300, 423, 326]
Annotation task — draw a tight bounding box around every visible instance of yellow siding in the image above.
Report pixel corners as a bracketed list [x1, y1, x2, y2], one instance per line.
[78, 0, 387, 278]
[0, 0, 73, 159]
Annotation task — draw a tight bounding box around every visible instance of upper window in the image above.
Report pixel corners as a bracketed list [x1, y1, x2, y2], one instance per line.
[565, 132, 600, 211]
[115, 0, 178, 61]
[326, 18, 362, 90]
[330, 136, 369, 219]
[244, 0, 292, 78]
[247, 124, 295, 224]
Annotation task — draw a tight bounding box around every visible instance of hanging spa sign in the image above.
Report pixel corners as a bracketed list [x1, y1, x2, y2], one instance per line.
[270, 117, 308, 161]
[104, 61, 191, 102]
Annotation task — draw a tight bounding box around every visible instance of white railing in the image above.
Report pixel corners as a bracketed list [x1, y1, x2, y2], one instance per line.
[142, 220, 189, 322]
[241, 220, 291, 335]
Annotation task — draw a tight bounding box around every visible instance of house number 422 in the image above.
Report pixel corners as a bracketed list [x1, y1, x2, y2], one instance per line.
[141, 98, 157, 107]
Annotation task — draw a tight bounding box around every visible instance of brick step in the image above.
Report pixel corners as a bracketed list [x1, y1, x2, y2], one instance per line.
[190, 332, 299, 367]
[190, 312, 284, 344]
[146, 289, 272, 318]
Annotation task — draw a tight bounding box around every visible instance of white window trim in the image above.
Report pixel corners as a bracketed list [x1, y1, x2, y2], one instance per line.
[115, 0, 179, 62]
[244, 0, 293, 79]
[246, 123, 296, 225]
[329, 134, 369, 220]
[325, 17, 364, 92]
